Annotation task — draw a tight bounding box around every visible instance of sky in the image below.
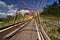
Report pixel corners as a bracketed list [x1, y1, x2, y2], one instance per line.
[0, 0, 58, 18]
[0, 0, 58, 10]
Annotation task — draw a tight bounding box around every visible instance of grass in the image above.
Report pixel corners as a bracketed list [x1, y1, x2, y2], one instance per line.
[40, 15, 60, 20]
[40, 15, 60, 40]
[0, 18, 25, 28]
[0, 23, 4, 28]
[0, 13, 24, 28]
[50, 36, 60, 40]
[0, 22, 10, 28]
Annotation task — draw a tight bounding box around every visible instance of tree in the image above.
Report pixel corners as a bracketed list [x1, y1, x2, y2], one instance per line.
[58, 0, 60, 4]
[41, 2, 60, 17]
[16, 13, 23, 22]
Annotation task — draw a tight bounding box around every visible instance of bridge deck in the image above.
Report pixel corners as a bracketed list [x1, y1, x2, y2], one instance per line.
[9, 19, 38, 40]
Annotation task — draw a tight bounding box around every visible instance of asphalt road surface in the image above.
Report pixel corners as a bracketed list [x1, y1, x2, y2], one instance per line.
[9, 19, 39, 40]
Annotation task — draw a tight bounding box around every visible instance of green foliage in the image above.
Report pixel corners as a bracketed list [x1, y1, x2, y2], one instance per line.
[0, 16, 14, 27]
[0, 13, 23, 23]
[51, 28, 56, 34]
[50, 36, 60, 40]
[57, 28, 60, 33]
[17, 13, 23, 19]
[7, 16, 14, 22]
[0, 16, 14, 22]
[16, 13, 23, 22]
[0, 13, 23, 28]
[41, 2, 60, 17]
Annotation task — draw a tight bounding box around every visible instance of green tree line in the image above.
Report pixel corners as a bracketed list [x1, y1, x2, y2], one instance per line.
[40, 2, 60, 17]
[0, 13, 23, 27]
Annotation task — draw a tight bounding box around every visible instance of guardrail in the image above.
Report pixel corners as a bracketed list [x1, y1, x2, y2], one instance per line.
[0, 20, 30, 30]
[40, 25, 51, 40]
[35, 19, 51, 40]
[0, 19, 31, 40]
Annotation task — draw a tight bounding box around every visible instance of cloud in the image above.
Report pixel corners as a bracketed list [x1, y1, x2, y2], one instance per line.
[0, 1, 9, 13]
[0, 1, 17, 18]
[20, 9, 30, 16]
[8, 4, 14, 10]
[0, 1, 16, 13]
[0, 1, 6, 7]
[7, 9, 17, 16]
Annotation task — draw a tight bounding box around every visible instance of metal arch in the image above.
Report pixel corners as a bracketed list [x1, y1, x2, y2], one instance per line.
[36, 0, 49, 10]
[20, 0, 36, 11]
[20, 0, 49, 11]
[20, 0, 29, 8]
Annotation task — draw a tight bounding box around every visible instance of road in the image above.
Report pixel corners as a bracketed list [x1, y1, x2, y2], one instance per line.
[9, 19, 39, 40]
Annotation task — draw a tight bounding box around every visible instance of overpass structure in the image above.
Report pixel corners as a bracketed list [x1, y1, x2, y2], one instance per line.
[0, 19, 50, 40]
[0, 0, 51, 40]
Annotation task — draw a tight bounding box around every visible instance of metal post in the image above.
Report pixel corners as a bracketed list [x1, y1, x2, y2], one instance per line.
[13, 10, 17, 24]
[37, 11, 40, 24]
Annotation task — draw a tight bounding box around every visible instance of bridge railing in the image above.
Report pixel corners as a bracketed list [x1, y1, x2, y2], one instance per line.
[40, 25, 51, 40]
[0, 19, 31, 40]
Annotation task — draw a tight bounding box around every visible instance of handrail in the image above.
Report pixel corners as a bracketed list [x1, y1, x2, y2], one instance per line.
[0, 19, 31, 40]
[40, 25, 51, 40]
[35, 19, 51, 40]
[0, 20, 30, 30]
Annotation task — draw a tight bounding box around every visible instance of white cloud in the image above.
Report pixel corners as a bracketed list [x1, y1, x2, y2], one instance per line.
[7, 4, 18, 16]
[0, 1, 9, 12]
[20, 9, 30, 16]
[0, 1, 17, 17]
[0, 1, 6, 7]
[7, 9, 17, 16]
[0, 12, 7, 18]
[8, 4, 14, 10]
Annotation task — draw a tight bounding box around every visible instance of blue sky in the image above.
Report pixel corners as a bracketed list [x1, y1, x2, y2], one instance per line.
[48, 0, 58, 4]
[0, 0, 58, 18]
[0, 0, 58, 10]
